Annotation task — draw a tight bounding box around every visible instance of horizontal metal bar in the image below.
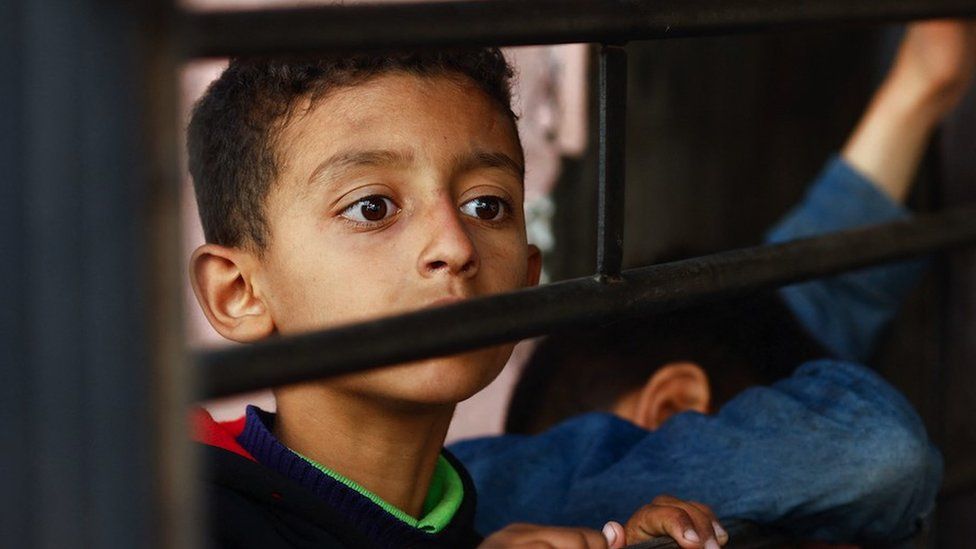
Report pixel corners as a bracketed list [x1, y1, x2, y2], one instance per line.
[199, 205, 976, 399]
[181, 0, 976, 58]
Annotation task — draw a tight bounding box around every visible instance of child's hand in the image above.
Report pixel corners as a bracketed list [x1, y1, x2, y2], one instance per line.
[615, 494, 729, 549]
[891, 19, 976, 119]
[477, 494, 727, 549]
[478, 522, 610, 548]
[843, 19, 976, 202]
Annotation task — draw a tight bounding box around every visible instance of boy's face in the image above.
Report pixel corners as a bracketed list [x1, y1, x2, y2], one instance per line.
[254, 73, 540, 406]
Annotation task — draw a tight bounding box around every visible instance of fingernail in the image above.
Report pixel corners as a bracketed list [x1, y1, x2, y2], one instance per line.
[705, 539, 720, 549]
[683, 529, 700, 542]
[602, 522, 618, 546]
[713, 521, 728, 542]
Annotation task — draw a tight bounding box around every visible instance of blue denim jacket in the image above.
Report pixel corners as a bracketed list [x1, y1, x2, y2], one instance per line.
[449, 157, 941, 544]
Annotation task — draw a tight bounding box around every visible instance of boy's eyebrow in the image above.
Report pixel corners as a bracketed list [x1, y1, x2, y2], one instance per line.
[305, 148, 524, 191]
[307, 149, 413, 189]
[454, 150, 525, 180]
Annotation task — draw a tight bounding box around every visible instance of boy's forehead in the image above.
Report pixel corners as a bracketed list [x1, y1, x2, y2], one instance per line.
[277, 73, 523, 173]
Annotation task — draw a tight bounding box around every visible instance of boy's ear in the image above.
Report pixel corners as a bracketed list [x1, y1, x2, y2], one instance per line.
[526, 244, 543, 287]
[189, 243, 275, 343]
[632, 362, 711, 430]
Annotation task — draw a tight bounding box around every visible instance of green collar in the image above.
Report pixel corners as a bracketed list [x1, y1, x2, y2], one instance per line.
[293, 451, 464, 533]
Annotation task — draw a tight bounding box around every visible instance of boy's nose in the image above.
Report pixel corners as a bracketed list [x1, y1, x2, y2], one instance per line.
[417, 202, 479, 279]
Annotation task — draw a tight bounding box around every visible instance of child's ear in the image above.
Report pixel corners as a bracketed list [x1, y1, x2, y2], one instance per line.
[526, 244, 542, 287]
[632, 362, 711, 430]
[189, 243, 274, 343]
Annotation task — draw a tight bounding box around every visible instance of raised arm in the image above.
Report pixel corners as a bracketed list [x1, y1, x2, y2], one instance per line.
[844, 20, 976, 202]
[768, 20, 976, 362]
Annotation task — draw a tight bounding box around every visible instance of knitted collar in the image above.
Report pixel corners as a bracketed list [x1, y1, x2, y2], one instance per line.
[236, 406, 464, 534]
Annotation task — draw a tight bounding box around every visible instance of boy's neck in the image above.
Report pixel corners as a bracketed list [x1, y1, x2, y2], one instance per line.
[273, 384, 455, 518]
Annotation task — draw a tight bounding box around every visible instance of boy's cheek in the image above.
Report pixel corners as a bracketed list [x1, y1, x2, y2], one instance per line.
[268, 263, 419, 335]
[256, 257, 359, 335]
[481, 246, 531, 291]
[263, 230, 529, 334]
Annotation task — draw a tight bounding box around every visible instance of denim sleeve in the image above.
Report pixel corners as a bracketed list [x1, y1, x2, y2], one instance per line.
[449, 360, 941, 544]
[766, 156, 928, 362]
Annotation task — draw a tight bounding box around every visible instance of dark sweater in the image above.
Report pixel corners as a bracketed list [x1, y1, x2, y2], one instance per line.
[193, 408, 483, 549]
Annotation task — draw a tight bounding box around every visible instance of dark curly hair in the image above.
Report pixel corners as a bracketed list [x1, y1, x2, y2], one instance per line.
[187, 49, 517, 252]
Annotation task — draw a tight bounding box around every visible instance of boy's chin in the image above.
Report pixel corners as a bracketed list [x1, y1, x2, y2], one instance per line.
[357, 346, 513, 408]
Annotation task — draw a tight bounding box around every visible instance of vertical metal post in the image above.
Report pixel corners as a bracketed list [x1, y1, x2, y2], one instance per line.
[0, 0, 28, 544]
[143, 1, 199, 547]
[0, 1, 190, 547]
[597, 43, 628, 281]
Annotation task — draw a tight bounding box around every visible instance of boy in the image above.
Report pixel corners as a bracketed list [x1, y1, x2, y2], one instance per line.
[187, 51, 725, 548]
[452, 19, 976, 546]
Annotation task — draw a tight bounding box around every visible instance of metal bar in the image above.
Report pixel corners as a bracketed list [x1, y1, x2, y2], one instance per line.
[142, 0, 200, 547]
[181, 0, 976, 58]
[200, 205, 976, 398]
[0, 0, 28, 543]
[597, 44, 627, 280]
[3, 0, 160, 546]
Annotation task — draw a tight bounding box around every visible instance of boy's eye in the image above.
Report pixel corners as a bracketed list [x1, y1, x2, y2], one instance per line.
[341, 195, 399, 223]
[460, 196, 507, 221]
